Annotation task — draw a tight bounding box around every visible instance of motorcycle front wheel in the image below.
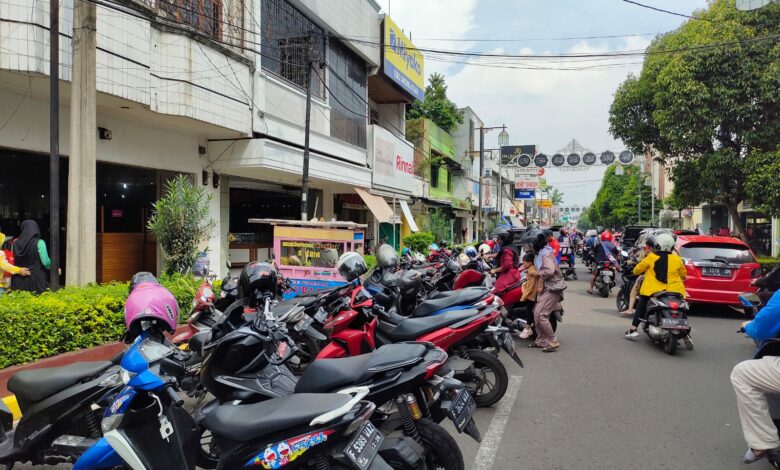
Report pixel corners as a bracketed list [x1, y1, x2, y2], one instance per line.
[381, 417, 465, 470]
[616, 287, 628, 312]
[465, 349, 509, 407]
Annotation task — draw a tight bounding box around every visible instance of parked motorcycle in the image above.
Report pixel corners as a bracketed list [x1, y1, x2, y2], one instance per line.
[0, 355, 124, 468]
[638, 292, 692, 355]
[77, 328, 413, 470]
[594, 260, 617, 298]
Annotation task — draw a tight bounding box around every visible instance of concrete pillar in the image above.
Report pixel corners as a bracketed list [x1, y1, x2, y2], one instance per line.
[322, 186, 334, 221]
[65, 0, 97, 286]
[201, 174, 223, 277]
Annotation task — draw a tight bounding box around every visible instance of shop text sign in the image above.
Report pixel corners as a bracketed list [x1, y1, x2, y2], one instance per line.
[514, 176, 540, 189]
[372, 125, 414, 193]
[383, 16, 424, 100]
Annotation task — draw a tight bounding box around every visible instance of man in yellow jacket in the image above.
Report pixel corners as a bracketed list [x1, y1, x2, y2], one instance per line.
[0, 231, 30, 295]
[624, 233, 692, 349]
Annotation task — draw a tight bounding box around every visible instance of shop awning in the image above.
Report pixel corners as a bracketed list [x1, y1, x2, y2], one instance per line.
[355, 187, 393, 224]
[399, 200, 419, 232]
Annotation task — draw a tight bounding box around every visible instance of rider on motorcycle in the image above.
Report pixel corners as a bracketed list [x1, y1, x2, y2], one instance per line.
[623, 233, 690, 350]
[587, 231, 618, 295]
[559, 227, 574, 267]
[731, 292, 780, 464]
[490, 227, 521, 293]
[751, 263, 780, 307]
[618, 238, 654, 316]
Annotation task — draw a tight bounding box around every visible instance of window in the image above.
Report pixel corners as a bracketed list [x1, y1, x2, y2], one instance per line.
[679, 243, 756, 264]
[260, 0, 325, 98]
[328, 40, 368, 148]
[158, 0, 222, 39]
[447, 170, 453, 192]
[430, 163, 440, 188]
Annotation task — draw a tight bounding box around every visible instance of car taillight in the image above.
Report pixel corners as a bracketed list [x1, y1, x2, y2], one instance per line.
[669, 301, 680, 310]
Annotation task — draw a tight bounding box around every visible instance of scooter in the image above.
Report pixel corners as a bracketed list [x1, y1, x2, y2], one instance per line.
[559, 247, 577, 280]
[616, 254, 638, 313]
[0, 354, 124, 468]
[77, 328, 414, 470]
[638, 291, 692, 355]
[594, 260, 617, 298]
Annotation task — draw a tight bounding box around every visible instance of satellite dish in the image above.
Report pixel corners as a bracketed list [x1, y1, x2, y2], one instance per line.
[552, 154, 565, 167]
[583, 152, 596, 165]
[600, 151, 615, 165]
[534, 153, 548, 167]
[736, 0, 772, 10]
[518, 154, 531, 167]
[619, 150, 634, 164]
[567, 153, 581, 166]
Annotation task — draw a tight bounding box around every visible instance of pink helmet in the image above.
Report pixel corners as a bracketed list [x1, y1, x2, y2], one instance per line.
[124, 283, 178, 340]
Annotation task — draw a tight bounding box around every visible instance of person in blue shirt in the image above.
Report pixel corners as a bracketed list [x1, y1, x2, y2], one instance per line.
[731, 292, 780, 464]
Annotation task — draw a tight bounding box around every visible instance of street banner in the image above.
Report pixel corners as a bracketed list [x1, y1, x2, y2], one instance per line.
[514, 189, 535, 200]
[514, 175, 540, 189]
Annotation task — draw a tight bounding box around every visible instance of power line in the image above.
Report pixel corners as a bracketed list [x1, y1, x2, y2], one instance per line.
[621, 0, 716, 22]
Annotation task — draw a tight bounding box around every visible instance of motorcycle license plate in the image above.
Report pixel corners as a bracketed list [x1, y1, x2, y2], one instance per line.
[661, 318, 689, 328]
[501, 332, 516, 355]
[447, 387, 477, 432]
[294, 315, 314, 332]
[602, 271, 614, 276]
[702, 266, 732, 278]
[344, 420, 383, 470]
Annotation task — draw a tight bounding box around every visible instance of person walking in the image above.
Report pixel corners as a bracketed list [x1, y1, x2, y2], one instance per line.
[530, 232, 565, 352]
[0, 230, 30, 295]
[10, 220, 51, 294]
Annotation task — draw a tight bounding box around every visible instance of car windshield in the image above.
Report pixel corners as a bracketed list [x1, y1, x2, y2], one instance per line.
[679, 243, 755, 264]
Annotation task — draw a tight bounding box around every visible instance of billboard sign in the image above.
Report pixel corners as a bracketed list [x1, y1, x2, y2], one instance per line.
[383, 17, 425, 101]
[371, 125, 414, 193]
[514, 189, 535, 200]
[539, 200, 553, 209]
[514, 176, 540, 189]
[514, 167, 542, 176]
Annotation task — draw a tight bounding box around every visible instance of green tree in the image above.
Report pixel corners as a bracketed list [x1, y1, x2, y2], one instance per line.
[585, 165, 656, 229]
[148, 175, 216, 275]
[609, 0, 780, 240]
[406, 73, 464, 132]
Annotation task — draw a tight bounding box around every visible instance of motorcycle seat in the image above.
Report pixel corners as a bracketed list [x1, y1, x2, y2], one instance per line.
[414, 287, 490, 317]
[384, 309, 480, 341]
[294, 343, 427, 393]
[8, 361, 113, 404]
[203, 393, 353, 441]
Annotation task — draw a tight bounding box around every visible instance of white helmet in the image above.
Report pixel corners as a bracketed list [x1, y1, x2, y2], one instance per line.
[653, 233, 676, 252]
[478, 243, 491, 256]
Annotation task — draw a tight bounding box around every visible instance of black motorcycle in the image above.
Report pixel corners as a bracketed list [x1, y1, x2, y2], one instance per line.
[594, 260, 617, 298]
[616, 255, 638, 313]
[0, 353, 124, 467]
[638, 292, 692, 355]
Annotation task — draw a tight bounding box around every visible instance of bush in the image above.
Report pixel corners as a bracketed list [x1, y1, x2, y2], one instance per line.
[363, 255, 377, 271]
[403, 232, 435, 253]
[0, 274, 200, 368]
[758, 257, 780, 274]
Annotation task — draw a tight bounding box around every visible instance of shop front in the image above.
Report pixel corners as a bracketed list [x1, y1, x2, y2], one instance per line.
[740, 208, 773, 257]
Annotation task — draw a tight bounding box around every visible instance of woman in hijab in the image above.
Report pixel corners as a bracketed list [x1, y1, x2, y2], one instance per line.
[530, 232, 565, 352]
[10, 220, 51, 294]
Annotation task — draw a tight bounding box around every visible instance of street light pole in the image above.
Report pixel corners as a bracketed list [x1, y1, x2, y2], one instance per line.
[477, 127, 484, 239]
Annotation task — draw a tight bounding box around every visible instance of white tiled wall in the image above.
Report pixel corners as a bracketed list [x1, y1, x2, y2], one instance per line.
[0, 0, 253, 134]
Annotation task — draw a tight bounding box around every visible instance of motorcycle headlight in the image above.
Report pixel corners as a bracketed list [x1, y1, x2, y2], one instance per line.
[98, 372, 123, 388]
[120, 370, 134, 385]
[101, 414, 124, 434]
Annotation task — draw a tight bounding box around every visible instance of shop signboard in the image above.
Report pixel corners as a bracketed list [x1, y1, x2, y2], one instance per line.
[539, 199, 553, 209]
[371, 125, 414, 193]
[514, 176, 540, 189]
[514, 189, 535, 200]
[383, 16, 425, 101]
[514, 167, 542, 176]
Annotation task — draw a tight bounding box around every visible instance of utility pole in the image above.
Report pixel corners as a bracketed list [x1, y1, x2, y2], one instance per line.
[49, 0, 60, 290]
[300, 33, 314, 222]
[66, 0, 97, 285]
[477, 128, 484, 239]
[497, 153, 502, 223]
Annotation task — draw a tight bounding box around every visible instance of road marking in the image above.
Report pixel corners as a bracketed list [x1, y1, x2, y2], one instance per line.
[471, 375, 523, 470]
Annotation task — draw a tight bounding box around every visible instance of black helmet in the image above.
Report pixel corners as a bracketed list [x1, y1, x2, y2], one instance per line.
[376, 244, 399, 269]
[533, 233, 548, 253]
[543, 229, 554, 239]
[519, 227, 543, 247]
[239, 262, 278, 306]
[492, 227, 512, 246]
[337, 252, 367, 282]
[129, 271, 159, 294]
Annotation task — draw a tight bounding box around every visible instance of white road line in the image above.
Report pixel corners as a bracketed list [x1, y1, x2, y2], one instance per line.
[471, 375, 523, 470]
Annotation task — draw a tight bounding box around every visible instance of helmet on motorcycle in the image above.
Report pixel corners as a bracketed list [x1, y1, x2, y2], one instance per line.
[600, 231, 614, 242]
[337, 252, 367, 282]
[376, 244, 399, 269]
[458, 253, 470, 266]
[128, 271, 159, 294]
[653, 233, 676, 252]
[239, 262, 278, 306]
[464, 245, 478, 259]
[491, 227, 513, 246]
[124, 282, 178, 341]
[401, 247, 411, 257]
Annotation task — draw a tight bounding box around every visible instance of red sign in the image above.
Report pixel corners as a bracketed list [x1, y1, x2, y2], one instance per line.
[111, 209, 123, 218]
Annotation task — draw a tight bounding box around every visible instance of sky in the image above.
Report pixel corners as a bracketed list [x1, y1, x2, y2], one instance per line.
[376, 0, 710, 206]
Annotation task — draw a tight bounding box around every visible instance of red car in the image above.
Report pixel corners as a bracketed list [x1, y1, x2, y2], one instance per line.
[676, 235, 760, 306]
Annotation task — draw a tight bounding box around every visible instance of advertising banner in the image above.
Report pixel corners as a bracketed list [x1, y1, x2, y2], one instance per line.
[514, 176, 540, 189]
[514, 189, 535, 200]
[383, 17, 425, 101]
[539, 200, 553, 209]
[371, 125, 414, 193]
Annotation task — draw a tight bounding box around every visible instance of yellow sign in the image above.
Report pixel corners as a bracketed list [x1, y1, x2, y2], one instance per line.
[539, 200, 553, 209]
[384, 16, 424, 101]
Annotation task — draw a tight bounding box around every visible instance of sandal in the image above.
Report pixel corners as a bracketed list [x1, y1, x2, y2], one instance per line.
[586, 289, 594, 295]
[541, 345, 559, 353]
[527, 343, 543, 348]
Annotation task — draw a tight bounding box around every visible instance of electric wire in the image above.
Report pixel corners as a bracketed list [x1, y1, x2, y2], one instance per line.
[621, 0, 717, 22]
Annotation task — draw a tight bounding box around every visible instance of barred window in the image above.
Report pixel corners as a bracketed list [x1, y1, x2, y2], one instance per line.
[158, 0, 222, 40]
[260, 0, 325, 98]
[328, 40, 367, 148]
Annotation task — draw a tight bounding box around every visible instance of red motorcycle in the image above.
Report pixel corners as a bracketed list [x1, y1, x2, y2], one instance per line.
[317, 280, 521, 407]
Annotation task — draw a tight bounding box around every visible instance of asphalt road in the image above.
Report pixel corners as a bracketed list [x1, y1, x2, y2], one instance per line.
[17, 276, 759, 469]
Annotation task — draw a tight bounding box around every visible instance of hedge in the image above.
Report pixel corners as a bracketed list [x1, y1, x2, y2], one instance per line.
[0, 274, 200, 369]
[758, 257, 780, 274]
